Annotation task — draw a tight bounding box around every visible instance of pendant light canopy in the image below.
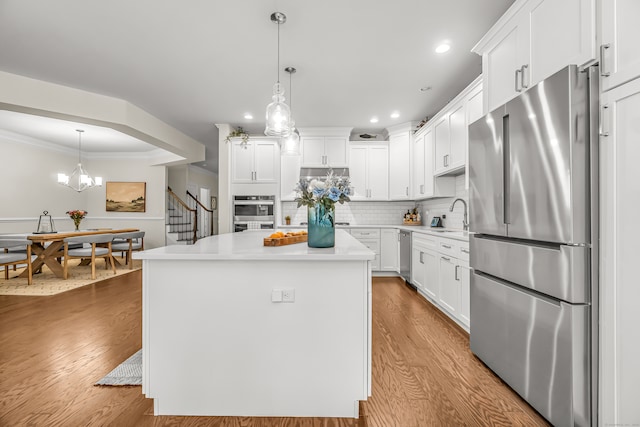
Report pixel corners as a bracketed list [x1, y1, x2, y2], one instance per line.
[57, 129, 102, 192]
[265, 12, 291, 137]
[281, 66, 301, 156]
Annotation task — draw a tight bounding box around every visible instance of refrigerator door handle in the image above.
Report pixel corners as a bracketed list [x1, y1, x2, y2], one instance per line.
[502, 114, 510, 225]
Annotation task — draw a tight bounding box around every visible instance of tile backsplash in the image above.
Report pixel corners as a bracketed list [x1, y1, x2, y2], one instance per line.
[281, 175, 468, 228]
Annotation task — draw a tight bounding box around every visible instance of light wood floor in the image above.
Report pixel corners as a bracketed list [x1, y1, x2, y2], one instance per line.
[0, 273, 549, 426]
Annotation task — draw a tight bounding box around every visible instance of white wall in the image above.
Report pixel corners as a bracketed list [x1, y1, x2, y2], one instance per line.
[0, 135, 167, 249]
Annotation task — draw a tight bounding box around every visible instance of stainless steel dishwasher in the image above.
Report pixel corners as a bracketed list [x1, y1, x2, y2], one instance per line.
[399, 230, 412, 284]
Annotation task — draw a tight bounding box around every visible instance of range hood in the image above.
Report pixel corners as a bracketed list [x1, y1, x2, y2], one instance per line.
[299, 167, 349, 180]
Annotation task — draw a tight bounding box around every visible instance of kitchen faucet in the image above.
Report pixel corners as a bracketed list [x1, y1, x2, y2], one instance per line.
[449, 198, 469, 231]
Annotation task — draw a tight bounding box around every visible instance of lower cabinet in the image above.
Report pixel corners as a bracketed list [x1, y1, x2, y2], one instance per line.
[351, 228, 381, 271]
[412, 232, 470, 330]
[380, 228, 399, 272]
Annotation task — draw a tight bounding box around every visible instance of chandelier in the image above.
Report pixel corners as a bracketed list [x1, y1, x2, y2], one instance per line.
[57, 129, 102, 192]
[264, 12, 291, 137]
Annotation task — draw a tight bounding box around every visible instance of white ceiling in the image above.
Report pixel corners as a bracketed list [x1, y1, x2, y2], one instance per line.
[0, 0, 513, 173]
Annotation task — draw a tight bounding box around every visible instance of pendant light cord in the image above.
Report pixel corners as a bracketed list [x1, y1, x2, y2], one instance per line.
[277, 21, 280, 84]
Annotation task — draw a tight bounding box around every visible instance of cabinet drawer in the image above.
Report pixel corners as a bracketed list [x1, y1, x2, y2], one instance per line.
[358, 239, 380, 254]
[351, 228, 380, 239]
[413, 233, 438, 250]
[457, 243, 470, 262]
[437, 239, 459, 258]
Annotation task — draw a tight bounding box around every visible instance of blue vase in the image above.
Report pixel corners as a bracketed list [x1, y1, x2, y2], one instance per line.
[307, 204, 335, 248]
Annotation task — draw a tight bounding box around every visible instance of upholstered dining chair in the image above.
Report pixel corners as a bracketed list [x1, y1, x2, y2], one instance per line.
[111, 231, 145, 269]
[0, 238, 33, 285]
[63, 234, 117, 280]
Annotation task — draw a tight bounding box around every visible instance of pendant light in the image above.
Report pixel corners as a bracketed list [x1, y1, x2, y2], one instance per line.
[264, 12, 291, 137]
[57, 129, 103, 192]
[281, 66, 301, 156]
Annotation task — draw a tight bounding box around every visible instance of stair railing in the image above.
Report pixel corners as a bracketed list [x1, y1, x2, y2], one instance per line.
[166, 186, 197, 244]
[186, 190, 214, 238]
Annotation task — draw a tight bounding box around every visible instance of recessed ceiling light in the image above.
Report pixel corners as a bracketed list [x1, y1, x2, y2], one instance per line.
[244, 113, 253, 120]
[390, 112, 400, 119]
[370, 117, 379, 123]
[435, 43, 450, 53]
[419, 86, 432, 92]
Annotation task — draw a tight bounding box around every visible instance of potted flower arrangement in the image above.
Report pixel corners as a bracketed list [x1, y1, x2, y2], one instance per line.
[284, 215, 291, 225]
[224, 127, 250, 146]
[66, 210, 88, 231]
[294, 170, 350, 248]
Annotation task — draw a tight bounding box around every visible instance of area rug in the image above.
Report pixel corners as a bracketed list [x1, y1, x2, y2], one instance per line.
[95, 350, 142, 386]
[0, 256, 141, 296]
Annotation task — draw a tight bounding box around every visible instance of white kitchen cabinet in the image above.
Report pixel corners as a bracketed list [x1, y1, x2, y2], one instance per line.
[412, 132, 425, 198]
[380, 228, 399, 272]
[412, 234, 440, 300]
[433, 115, 450, 175]
[474, 0, 596, 112]
[301, 136, 348, 167]
[351, 228, 381, 271]
[600, 0, 640, 92]
[599, 76, 640, 426]
[231, 139, 279, 183]
[423, 128, 456, 199]
[348, 143, 389, 201]
[465, 82, 484, 190]
[458, 259, 471, 328]
[411, 245, 426, 291]
[438, 255, 459, 317]
[280, 154, 301, 201]
[387, 126, 412, 200]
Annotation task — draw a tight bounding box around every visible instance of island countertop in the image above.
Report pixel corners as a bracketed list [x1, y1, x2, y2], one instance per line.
[134, 229, 375, 261]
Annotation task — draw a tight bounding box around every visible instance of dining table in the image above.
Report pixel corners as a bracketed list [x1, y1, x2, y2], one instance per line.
[19, 228, 139, 279]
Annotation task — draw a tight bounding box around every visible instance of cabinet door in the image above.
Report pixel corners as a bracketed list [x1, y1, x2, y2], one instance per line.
[368, 145, 389, 200]
[254, 141, 278, 182]
[411, 246, 426, 291]
[599, 78, 640, 425]
[484, 19, 529, 112]
[412, 133, 425, 198]
[231, 141, 254, 182]
[601, 0, 640, 91]
[280, 154, 301, 201]
[433, 116, 450, 175]
[448, 102, 466, 171]
[423, 129, 436, 197]
[348, 144, 368, 200]
[458, 259, 471, 328]
[388, 133, 411, 200]
[324, 137, 348, 167]
[301, 137, 326, 166]
[422, 249, 439, 301]
[438, 255, 459, 316]
[529, 0, 596, 86]
[380, 229, 399, 272]
[466, 84, 484, 190]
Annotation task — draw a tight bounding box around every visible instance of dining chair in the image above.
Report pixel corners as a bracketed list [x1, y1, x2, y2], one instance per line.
[63, 234, 117, 280]
[111, 231, 145, 269]
[0, 238, 33, 285]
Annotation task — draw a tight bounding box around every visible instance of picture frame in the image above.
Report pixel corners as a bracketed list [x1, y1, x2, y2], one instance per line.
[106, 182, 146, 212]
[211, 196, 217, 210]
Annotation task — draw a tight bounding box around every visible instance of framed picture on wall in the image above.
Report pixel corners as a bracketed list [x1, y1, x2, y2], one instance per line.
[211, 196, 217, 210]
[106, 182, 146, 212]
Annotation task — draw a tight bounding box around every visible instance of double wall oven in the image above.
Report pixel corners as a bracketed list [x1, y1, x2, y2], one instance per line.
[233, 195, 275, 232]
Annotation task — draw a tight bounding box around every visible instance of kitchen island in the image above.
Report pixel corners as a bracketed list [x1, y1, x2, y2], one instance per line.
[134, 229, 375, 418]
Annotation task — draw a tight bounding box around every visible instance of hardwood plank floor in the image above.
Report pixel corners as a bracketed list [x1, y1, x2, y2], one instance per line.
[0, 274, 549, 426]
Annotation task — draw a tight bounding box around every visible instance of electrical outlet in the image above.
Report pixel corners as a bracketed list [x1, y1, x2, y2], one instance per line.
[282, 288, 295, 302]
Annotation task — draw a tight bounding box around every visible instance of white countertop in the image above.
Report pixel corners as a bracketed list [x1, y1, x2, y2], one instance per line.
[278, 224, 471, 242]
[134, 229, 376, 261]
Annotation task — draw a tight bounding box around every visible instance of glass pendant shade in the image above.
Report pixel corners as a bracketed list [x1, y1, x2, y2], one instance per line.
[265, 83, 291, 137]
[281, 122, 301, 156]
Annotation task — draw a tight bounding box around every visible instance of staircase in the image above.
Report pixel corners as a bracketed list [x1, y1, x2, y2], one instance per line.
[166, 187, 197, 245]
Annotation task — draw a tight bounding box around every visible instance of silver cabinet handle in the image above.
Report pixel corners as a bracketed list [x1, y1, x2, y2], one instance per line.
[441, 256, 450, 261]
[455, 265, 459, 281]
[461, 248, 469, 254]
[405, 186, 409, 196]
[600, 104, 610, 137]
[361, 232, 370, 235]
[600, 44, 611, 77]
[441, 244, 452, 249]
[420, 184, 424, 194]
[515, 68, 522, 92]
[520, 64, 529, 89]
[419, 252, 424, 264]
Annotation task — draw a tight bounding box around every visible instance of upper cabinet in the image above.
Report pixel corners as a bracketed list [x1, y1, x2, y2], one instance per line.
[299, 127, 352, 168]
[434, 101, 465, 176]
[387, 123, 413, 200]
[348, 142, 389, 201]
[473, 0, 596, 112]
[600, 0, 640, 92]
[231, 139, 279, 183]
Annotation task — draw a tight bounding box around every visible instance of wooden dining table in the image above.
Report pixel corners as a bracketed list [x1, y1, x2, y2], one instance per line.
[19, 228, 139, 279]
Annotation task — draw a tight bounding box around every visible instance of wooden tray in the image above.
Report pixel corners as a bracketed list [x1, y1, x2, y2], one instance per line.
[403, 220, 422, 226]
[263, 234, 308, 246]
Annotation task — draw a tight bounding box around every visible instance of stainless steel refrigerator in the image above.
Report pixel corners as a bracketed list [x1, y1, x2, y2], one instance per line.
[468, 65, 598, 427]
